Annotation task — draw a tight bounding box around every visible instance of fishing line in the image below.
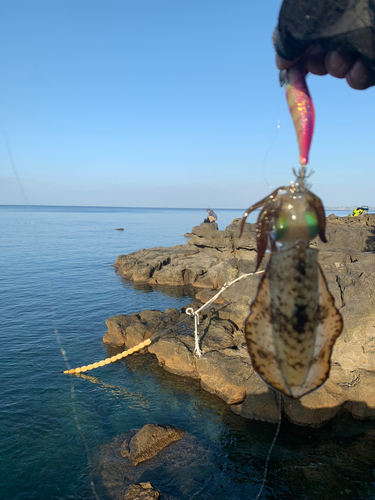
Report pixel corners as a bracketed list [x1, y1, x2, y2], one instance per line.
[261, 119, 280, 190]
[3, 132, 101, 500]
[6, 122, 282, 499]
[3, 130, 31, 206]
[254, 391, 282, 500]
[261, 89, 284, 190]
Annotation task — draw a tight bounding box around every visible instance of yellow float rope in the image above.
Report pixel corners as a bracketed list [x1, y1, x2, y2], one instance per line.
[63, 338, 151, 374]
[64, 271, 263, 374]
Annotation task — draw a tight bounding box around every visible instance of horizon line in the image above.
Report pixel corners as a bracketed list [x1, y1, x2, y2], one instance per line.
[1, 203, 242, 210]
[0, 204, 364, 210]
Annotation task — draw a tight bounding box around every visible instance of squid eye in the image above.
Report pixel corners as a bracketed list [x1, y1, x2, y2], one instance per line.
[305, 211, 318, 238]
[275, 214, 288, 240]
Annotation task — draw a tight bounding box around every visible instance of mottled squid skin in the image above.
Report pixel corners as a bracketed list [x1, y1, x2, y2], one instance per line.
[245, 244, 343, 398]
[240, 182, 343, 398]
[284, 60, 315, 166]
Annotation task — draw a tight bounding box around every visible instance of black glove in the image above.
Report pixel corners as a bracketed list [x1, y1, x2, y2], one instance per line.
[275, 0, 375, 73]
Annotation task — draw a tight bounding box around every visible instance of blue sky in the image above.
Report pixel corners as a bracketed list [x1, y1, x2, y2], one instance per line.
[1, 0, 374, 208]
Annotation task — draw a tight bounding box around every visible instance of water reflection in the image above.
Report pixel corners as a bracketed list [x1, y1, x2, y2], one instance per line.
[122, 278, 196, 300]
[77, 354, 375, 500]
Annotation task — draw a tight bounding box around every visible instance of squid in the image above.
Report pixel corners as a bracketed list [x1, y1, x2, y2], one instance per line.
[240, 61, 343, 399]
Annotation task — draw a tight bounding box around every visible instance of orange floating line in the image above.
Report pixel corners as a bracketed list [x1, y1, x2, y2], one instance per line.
[63, 338, 151, 374]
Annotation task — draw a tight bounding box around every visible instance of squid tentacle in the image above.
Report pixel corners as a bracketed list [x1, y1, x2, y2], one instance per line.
[254, 203, 281, 270]
[305, 192, 327, 243]
[239, 187, 288, 237]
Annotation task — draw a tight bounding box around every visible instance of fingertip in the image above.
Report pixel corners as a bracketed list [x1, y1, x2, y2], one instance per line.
[346, 58, 375, 90]
[306, 48, 328, 76]
[325, 51, 352, 79]
[276, 54, 292, 71]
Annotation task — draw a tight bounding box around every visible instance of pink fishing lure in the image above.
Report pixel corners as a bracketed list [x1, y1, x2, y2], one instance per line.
[284, 60, 315, 166]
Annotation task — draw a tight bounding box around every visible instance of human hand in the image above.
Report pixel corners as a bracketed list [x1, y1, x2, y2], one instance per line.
[276, 48, 375, 91]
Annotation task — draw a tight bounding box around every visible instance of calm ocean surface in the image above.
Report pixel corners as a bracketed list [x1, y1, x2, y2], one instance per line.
[1, 205, 374, 500]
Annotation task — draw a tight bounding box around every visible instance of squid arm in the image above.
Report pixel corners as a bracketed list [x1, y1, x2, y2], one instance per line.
[305, 191, 327, 243]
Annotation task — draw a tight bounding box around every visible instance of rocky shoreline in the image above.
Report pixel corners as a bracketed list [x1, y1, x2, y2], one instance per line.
[104, 215, 375, 428]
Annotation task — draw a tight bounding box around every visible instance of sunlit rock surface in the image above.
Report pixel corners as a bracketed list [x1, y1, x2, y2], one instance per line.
[106, 215, 375, 427]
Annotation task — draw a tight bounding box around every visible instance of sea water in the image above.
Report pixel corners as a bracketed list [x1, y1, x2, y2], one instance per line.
[1, 205, 374, 500]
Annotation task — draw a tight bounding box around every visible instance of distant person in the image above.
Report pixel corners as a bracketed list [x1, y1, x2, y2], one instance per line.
[204, 208, 217, 223]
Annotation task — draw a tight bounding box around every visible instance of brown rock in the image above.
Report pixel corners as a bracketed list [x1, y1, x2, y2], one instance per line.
[315, 214, 375, 252]
[196, 348, 252, 404]
[124, 323, 152, 347]
[119, 483, 160, 500]
[148, 337, 198, 378]
[108, 215, 375, 427]
[103, 309, 181, 348]
[188, 222, 230, 250]
[195, 289, 225, 304]
[113, 219, 257, 290]
[104, 315, 133, 347]
[194, 257, 240, 289]
[98, 429, 206, 500]
[196, 318, 236, 353]
[231, 375, 280, 424]
[114, 246, 200, 285]
[120, 424, 185, 466]
[342, 370, 375, 420]
[216, 271, 263, 328]
[282, 381, 344, 428]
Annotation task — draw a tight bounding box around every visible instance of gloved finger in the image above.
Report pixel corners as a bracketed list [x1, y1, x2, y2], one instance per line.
[276, 53, 298, 71]
[306, 48, 328, 76]
[273, 27, 308, 64]
[346, 58, 375, 90]
[276, 47, 327, 76]
[325, 51, 356, 79]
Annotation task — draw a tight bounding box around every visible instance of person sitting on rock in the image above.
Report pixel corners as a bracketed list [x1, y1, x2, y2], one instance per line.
[204, 208, 217, 223]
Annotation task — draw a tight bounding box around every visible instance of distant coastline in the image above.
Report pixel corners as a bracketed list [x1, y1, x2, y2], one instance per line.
[326, 206, 374, 210]
[0, 204, 372, 211]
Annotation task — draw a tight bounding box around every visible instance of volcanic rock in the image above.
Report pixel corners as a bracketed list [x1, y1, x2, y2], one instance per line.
[98, 425, 206, 500]
[120, 424, 185, 466]
[119, 483, 160, 500]
[107, 215, 375, 427]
